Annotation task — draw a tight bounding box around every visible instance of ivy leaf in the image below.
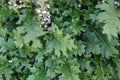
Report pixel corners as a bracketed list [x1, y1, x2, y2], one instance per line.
[84, 27, 119, 58]
[16, 15, 26, 24]
[6, 38, 15, 50]
[56, 59, 80, 80]
[0, 27, 7, 36]
[113, 57, 120, 79]
[74, 41, 86, 56]
[0, 37, 5, 46]
[0, 55, 13, 80]
[27, 67, 50, 80]
[46, 39, 63, 57]
[46, 68, 56, 79]
[12, 26, 46, 50]
[0, 37, 15, 53]
[96, 0, 120, 40]
[35, 51, 44, 63]
[0, 4, 12, 22]
[94, 66, 106, 80]
[23, 27, 46, 51]
[46, 24, 77, 57]
[90, 14, 96, 23]
[62, 9, 72, 17]
[70, 18, 85, 35]
[79, 58, 91, 71]
[12, 27, 25, 48]
[0, 37, 6, 53]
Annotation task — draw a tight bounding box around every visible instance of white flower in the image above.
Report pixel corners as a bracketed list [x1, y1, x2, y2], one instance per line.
[46, 11, 50, 15]
[19, 0, 22, 3]
[13, 4, 17, 7]
[38, 14, 42, 17]
[9, 6, 13, 9]
[102, 0, 105, 3]
[46, 4, 50, 8]
[35, 8, 41, 13]
[115, 1, 120, 6]
[35, 0, 51, 28]
[8, 60, 13, 63]
[41, 21, 45, 25]
[8, 1, 12, 5]
[78, 5, 81, 8]
[18, 5, 23, 8]
[45, 25, 47, 28]
[42, 10, 47, 14]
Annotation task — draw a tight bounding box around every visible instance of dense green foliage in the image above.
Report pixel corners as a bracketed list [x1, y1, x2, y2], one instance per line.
[0, 0, 120, 80]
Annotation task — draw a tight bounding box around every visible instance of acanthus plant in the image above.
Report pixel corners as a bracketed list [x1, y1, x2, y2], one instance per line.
[0, 0, 120, 80]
